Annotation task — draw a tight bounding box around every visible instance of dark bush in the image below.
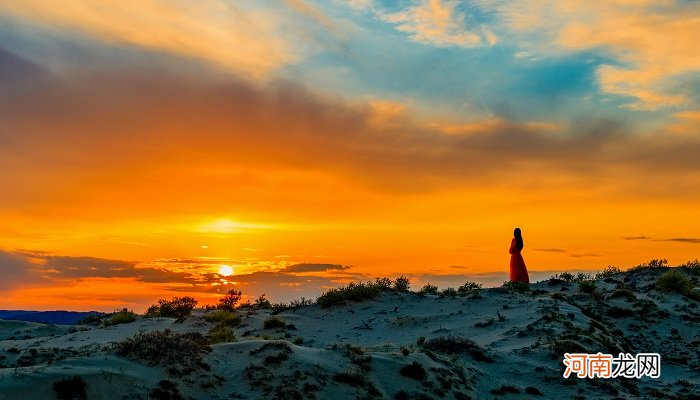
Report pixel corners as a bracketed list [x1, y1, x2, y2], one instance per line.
[375, 277, 393, 290]
[439, 287, 458, 298]
[419, 284, 439, 295]
[146, 297, 198, 319]
[263, 316, 287, 329]
[457, 281, 482, 295]
[217, 289, 242, 311]
[106, 308, 137, 326]
[394, 276, 411, 292]
[578, 280, 597, 294]
[316, 282, 382, 308]
[207, 324, 236, 344]
[423, 336, 493, 363]
[503, 281, 530, 293]
[53, 376, 86, 400]
[255, 294, 271, 309]
[595, 266, 621, 279]
[400, 361, 426, 380]
[113, 329, 210, 367]
[656, 270, 693, 294]
[629, 258, 669, 272]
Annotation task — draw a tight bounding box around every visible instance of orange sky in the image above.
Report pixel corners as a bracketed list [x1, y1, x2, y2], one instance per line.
[1, 0, 700, 312]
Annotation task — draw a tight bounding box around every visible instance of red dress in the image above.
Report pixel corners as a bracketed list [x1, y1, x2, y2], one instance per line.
[509, 238, 529, 283]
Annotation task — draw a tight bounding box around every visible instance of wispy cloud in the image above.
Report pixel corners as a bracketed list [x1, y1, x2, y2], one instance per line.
[483, 0, 700, 110]
[381, 0, 496, 48]
[0, 0, 297, 79]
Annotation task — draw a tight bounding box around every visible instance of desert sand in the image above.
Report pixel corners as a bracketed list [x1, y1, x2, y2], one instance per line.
[1, 267, 699, 399]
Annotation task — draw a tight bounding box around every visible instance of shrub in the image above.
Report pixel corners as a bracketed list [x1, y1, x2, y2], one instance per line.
[439, 287, 458, 298]
[76, 313, 107, 325]
[207, 324, 236, 344]
[316, 282, 382, 308]
[113, 329, 210, 367]
[503, 281, 530, 293]
[457, 281, 482, 295]
[106, 308, 137, 326]
[553, 272, 575, 282]
[271, 297, 314, 314]
[418, 284, 439, 295]
[53, 376, 86, 400]
[680, 259, 700, 276]
[578, 280, 597, 294]
[656, 270, 693, 294]
[609, 288, 636, 300]
[400, 361, 426, 380]
[146, 297, 198, 319]
[629, 258, 669, 272]
[686, 289, 700, 302]
[202, 310, 241, 326]
[422, 336, 493, 363]
[595, 265, 622, 279]
[263, 316, 287, 329]
[218, 289, 242, 311]
[394, 276, 411, 292]
[150, 380, 183, 400]
[255, 294, 271, 309]
[375, 277, 393, 290]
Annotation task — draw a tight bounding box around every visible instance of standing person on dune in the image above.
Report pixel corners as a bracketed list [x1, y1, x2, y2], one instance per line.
[509, 228, 530, 283]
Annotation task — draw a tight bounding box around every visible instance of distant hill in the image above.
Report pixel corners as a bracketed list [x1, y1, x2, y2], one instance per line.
[0, 310, 103, 325]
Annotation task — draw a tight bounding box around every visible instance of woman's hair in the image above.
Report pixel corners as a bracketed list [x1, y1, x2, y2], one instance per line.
[514, 228, 524, 250]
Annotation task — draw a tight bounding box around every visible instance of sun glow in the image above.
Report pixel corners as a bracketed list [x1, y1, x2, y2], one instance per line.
[218, 265, 234, 277]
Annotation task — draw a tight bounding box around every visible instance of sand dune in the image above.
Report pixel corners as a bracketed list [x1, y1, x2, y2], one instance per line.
[1, 267, 699, 399]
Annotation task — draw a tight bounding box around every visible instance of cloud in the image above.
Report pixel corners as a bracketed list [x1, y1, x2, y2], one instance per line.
[284, 263, 350, 273]
[0, 0, 297, 79]
[381, 0, 495, 48]
[533, 248, 566, 253]
[1, 44, 700, 217]
[483, 0, 700, 110]
[623, 236, 652, 241]
[659, 238, 700, 244]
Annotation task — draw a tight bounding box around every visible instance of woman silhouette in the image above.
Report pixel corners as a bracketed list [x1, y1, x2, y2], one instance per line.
[509, 228, 530, 283]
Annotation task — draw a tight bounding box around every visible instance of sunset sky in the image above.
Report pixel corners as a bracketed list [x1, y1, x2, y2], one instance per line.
[1, 0, 700, 311]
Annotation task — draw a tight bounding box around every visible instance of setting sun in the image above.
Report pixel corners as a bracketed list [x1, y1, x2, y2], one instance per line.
[218, 265, 234, 277]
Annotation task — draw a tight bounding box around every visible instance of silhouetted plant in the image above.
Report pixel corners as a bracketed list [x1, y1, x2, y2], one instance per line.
[418, 284, 439, 295]
[255, 294, 271, 309]
[316, 282, 382, 308]
[217, 289, 242, 311]
[106, 308, 137, 326]
[595, 265, 622, 279]
[270, 297, 313, 314]
[146, 297, 198, 319]
[457, 281, 482, 295]
[552, 272, 575, 282]
[53, 376, 86, 400]
[503, 281, 530, 293]
[394, 276, 411, 292]
[375, 277, 393, 290]
[629, 258, 669, 272]
[439, 287, 458, 298]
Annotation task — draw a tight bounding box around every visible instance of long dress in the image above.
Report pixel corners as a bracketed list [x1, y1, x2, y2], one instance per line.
[509, 238, 530, 283]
